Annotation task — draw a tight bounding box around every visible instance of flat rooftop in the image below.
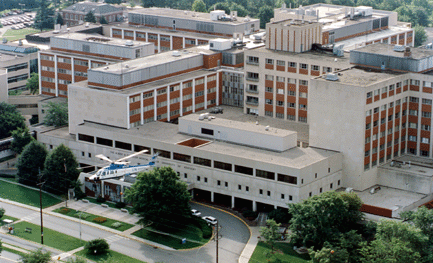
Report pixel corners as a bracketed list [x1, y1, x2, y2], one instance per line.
[69, 117, 331, 168]
[353, 43, 433, 60]
[380, 155, 433, 176]
[338, 27, 412, 51]
[181, 113, 297, 138]
[315, 66, 403, 86]
[130, 7, 259, 25]
[251, 46, 351, 65]
[355, 185, 426, 210]
[0, 52, 24, 62]
[53, 33, 151, 48]
[89, 45, 216, 74]
[27, 24, 102, 39]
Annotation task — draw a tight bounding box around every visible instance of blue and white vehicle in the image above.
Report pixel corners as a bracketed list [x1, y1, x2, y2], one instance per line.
[89, 150, 158, 181]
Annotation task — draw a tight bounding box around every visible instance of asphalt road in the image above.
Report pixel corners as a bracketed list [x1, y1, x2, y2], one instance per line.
[0, 201, 250, 263]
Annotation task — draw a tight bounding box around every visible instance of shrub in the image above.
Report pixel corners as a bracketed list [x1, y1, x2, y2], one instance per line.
[242, 210, 258, 219]
[268, 208, 291, 224]
[115, 202, 126, 208]
[84, 238, 109, 255]
[0, 207, 4, 219]
[111, 222, 122, 228]
[59, 208, 70, 214]
[75, 212, 90, 219]
[92, 217, 107, 223]
[96, 196, 105, 203]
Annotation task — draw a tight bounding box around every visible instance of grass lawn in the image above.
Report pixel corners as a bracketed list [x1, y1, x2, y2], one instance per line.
[132, 217, 212, 249]
[249, 242, 311, 263]
[1, 215, 19, 226]
[3, 28, 41, 41]
[86, 198, 133, 213]
[10, 221, 84, 251]
[75, 249, 145, 263]
[53, 207, 134, 232]
[0, 180, 62, 208]
[2, 244, 28, 258]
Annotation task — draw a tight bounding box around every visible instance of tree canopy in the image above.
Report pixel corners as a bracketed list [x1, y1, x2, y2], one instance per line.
[17, 140, 48, 187]
[125, 166, 192, 225]
[100, 16, 108, 24]
[43, 144, 80, 196]
[26, 73, 39, 95]
[288, 191, 363, 248]
[0, 102, 26, 140]
[43, 101, 68, 127]
[34, 0, 55, 31]
[260, 219, 281, 252]
[414, 26, 427, 47]
[85, 11, 97, 23]
[11, 126, 34, 154]
[56, 13, 64, 26]
[20, 248, 52, 263]
[192, 0, 207, 12]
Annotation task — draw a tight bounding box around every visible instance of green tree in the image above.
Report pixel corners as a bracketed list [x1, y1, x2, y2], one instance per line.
[192, 0, 206, 12]
[85, 11, 97, 23]
[105, 0, 122, 3]
[268, 208, 291, 224]
[230, 3, 249, 17]
[43, 144, 80, 196]
[56, 13, 64, 25]
[100, 16, 108, 24]
[85, 238, 109, 255]
[26, 73, 39, 95]
[20, 248, 52, 263]
[125, 166, 191, 225]
[11, 126, 34, 154]
[414, 26, 427, 47]
[66, 257, 87, 263]
[361, 220, 427, 263]
[208, 2, 231, 14]
[0, 207, 5, 219]
[288, 191, 363, 248]
[0, 102, 26, 140]
[17, 141, 48, 187]
[34, 0, 55, 31]
[258, 5, 274, 29]
[260, 219, 281, 253]
[43, 101, 68, 127]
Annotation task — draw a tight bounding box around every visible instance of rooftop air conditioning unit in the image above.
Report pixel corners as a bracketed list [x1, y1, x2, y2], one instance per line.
[325, 73, 339, 81]
[393, 45, 405, 52]
[125, 40, 134, 46]
[172, 50, 181, 57]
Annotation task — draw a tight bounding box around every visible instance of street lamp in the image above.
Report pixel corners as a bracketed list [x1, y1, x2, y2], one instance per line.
[36, 168, 45, 245]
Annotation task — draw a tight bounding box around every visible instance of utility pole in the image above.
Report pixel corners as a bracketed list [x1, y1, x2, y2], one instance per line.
[64, 159, 68, 208]
[216, 221, 219, 263]
[37, 168, 45, 245]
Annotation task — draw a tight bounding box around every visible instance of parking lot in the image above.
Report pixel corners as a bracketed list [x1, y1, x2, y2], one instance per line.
[1, 12, 35, 30]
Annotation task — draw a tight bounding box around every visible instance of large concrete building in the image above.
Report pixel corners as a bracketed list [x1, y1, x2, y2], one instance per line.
[38, 33, 154, 97]
[309, 44, 433, 191]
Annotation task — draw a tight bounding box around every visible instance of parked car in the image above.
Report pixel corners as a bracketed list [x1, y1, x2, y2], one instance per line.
[202, 216, 217, 225]
[191, 209, 201, 217]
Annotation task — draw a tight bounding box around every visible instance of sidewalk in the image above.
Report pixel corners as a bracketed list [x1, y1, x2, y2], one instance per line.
[239, 226, 260, 263]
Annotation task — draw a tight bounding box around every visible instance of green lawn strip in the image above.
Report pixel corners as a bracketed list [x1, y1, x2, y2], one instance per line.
[86, 198, 133, 213]
[0, 180, 62, 208]
[132, 218, 212, 250]
[53, 207, 134, 232]
[249, 241, 311, 263]
[2, 245, 28, 258]
[1, 215, 19, 226]
[75, 249, 146, 263]
[10, 221, 84, 251]
[3, 28, 40, 41]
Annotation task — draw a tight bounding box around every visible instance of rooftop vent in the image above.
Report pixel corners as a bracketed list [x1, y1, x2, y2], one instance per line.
[18, 39, 22, 46]
[124, 64, 129, 68]
[325, 73, 339, 81]
[393, 45, 405, 52]
[265, 125, 270, 131]
[85, 22, 90, 28]
[125, 40, 134, 46]
[172, 50, 181, 57]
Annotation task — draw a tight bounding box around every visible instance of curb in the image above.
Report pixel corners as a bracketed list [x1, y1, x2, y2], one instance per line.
[191, 201, 254, 262]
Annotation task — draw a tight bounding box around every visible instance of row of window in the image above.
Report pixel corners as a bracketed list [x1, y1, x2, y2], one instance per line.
[7, 74, 28, 84]
[248, 56, 335, 73]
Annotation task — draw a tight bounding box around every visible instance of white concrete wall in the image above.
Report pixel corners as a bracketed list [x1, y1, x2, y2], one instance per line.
[68, 84, 129, 134]
[378, 167, 433, 195]
[0, 70, 7, 103]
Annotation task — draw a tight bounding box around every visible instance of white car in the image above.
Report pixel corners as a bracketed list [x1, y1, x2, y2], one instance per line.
[191, 209, 201, 217]
[202, 216, 217, 225]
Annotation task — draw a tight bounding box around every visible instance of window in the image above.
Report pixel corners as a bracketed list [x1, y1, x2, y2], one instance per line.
[299, 104, 307, 110]
[247, 72, 259, 80]
[422, 112, 431, 118]
[422, 124, 431, 131]
[277, 101, 284, 106]
[277, 174, 297, 184]
[157, 101, 167, 108]
[265, 87, 273, 92]
[366, 123, 371, 130]
[374, 107, 379, 113]
[289, 62, 297, 68]
[267, 191, 271, 197]
[422, 98, 432, 105]
[259, 189, 263, 195]
[217, 180, 221, 186]
[247, 56, 259, 64]
[409, 122, 418, 129]
[323, 66, 332, 72]
[409, 110, 418, 116]
[288, 78, 296, 84]
[195, 91, 204, 97]
[225, 182, 228, 187]
[411, 79, 420, 86]
[265, 111, 273, 117]
[57, 57, 71, 63]
[299, 80, 308, 86]
[214, 161, 232, 171]
[311, 65, 319, 71]
[265, 58, 274, 65]
[173, 153, 191, 163]
[365, 137, 371, 144]
[288, 90, 296, 96]
[422, 138, 430, 144]
[365, 150, 370, 157]
[389, 84, 395, 91]
[276, 76, 285, 82]
[277, 60, 285, 66]
[299, 117, 307, 123]
[367, 92, 372, 99]
[265, 75, 274, 81]
[277, 88, 284, 95]
[409, 135, 417, 142]
[197, 176, 200, 181]
[265, 99, 273, 105]
[238, 185, 242, 190]
[235, 165, 253, 175]
[195, 78, 204, 85]
[330, 183, 333, 189]
[300, 63, 308, 69]
[256, 169, 275, 180]
[410, 97, 419, 103]
[382, 87, 387, 93]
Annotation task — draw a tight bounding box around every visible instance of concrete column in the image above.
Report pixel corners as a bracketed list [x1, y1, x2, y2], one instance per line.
[71, 57, 75, 83]
[204, 75, 208, 109]
[126, 96, 130, 129]
[154, 88, 157, 121]
[195, 38, 198, 45]
[211, 192, 214, 202]
[180, 82, 183, 116]
[133, 30, 136, 41]
[192, 79, 196, 112]
[140, 92, 144, 124]
[146, 32, 148, 42]
[182, 37, 185, 49]
[170, 35, 173, 50]
[167, 86, 170, 121]
[231, 196, 235, 208]
[110, 28, 113, 38]
[37, 52, 41, 94]
[157, 33, 161, 53]
[54, 54, 58, 97]
[252, 200, 257, 211]
[121, 29, 124, 39]
[101, 181, 105, 198]
[216, 73, 220, 106]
